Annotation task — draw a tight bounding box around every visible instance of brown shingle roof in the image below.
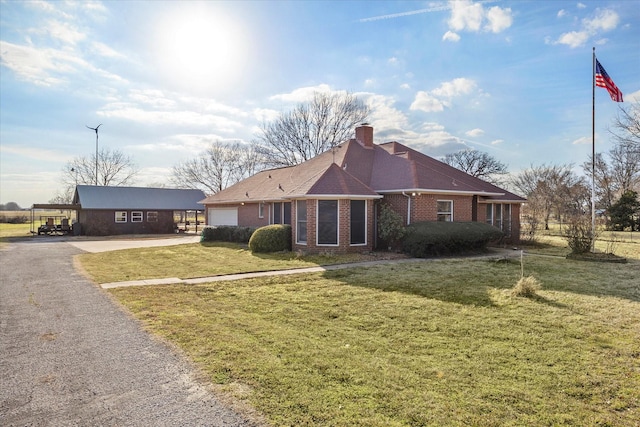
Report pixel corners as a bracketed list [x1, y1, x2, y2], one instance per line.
[201, 135, 525, 205]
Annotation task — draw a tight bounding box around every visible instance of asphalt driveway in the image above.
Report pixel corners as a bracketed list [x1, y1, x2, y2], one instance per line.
[0, 239, 258, 426]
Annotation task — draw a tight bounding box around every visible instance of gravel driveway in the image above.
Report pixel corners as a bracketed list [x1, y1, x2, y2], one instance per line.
[0, 239, 258, 426]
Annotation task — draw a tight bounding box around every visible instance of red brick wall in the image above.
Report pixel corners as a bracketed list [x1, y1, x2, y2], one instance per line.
[381, 194, 474, 224]
[292, 199, 375, 254]
[237, 203, 270, 227]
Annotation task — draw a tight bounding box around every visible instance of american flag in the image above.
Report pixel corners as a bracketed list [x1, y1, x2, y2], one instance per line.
[595, 59, 623, 102]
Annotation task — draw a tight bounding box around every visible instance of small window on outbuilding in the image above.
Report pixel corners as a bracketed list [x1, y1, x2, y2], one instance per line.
[147, 211, 158, 222]
[132, 211, 143, 222]
[115, 211, 127, 223]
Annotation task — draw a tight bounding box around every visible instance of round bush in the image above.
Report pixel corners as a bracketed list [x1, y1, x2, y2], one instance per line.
[248, 224, 292, 253]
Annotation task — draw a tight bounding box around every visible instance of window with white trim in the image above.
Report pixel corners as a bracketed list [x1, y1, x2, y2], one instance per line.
[115, 211, 127, 223]
[317, 200, 338, 245]
[437, 200, 453, 222]
[147, 211, 158, 222]
[258, 202, 264, 219]
[296, 200, 307, 244]
[131, 211, 143, 222]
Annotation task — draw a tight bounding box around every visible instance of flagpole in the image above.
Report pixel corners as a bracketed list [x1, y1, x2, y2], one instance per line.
[591, 47, 596, 252]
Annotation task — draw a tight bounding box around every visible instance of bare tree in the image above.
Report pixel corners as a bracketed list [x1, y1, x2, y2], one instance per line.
[53, 148, 139, 204]
[254, 91, 370, 167]
[610, 101, 640, 151]
[583, 137, 640, 210]
[442, 149, 508, 185]
[170, 141, 263, 195]
[510, 164, 586, 230]
[64, 147, 138, 187]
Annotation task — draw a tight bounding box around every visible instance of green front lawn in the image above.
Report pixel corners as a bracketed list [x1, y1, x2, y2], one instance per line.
[78, 242, 404, 284]
[108, 255, 640, 426]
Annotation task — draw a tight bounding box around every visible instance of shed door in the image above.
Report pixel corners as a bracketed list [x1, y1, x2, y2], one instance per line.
[208, 208, 238, 226]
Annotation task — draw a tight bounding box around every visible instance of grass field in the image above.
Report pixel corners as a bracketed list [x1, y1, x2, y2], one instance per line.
[78, 242, 405, 284]
[102, 243, 640, 425]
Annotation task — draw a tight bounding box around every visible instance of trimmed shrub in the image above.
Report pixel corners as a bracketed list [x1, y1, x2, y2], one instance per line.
[402, 221, 504, 258]
[378, 203, 406, 250]
[201, 225, 256, 243]
[249, 224, 292, 253]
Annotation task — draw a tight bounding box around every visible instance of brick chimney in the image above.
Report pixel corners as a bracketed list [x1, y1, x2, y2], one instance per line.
[355, 124, 373, 148]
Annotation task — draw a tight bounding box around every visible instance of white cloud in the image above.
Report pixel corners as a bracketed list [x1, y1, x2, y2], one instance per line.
[0, 41, 73, 86]
[490, 139, 503, 145]
[485, 6, 513, 33]
[550, 8, 619, 48]
[624, 89, 640, 103]
[557, 9, 566, 18]
[577, 3, 587, 9]
[446, 0, 512, 35]
[253, 108, 280, 123]
[92, 41, 125, 59]
[465, 128, 484, 137]
[388, 57, 399, 65]
[442, 31, 461, 42]
[410, 78, 478, 113]
[40, 19, 86, 45]
[431, 78, 477, 98]
[448, 0, 483, 32]
[410, 91, 445, 113]
[572, 136, 591, 145]
[361, 93, 409, 130]
[400, 83, 410, 90]
[583, 9, 619, 32]
[554, 31, 590, 48]
[98, 104, 242, 132]
[269, 84, 332, 103]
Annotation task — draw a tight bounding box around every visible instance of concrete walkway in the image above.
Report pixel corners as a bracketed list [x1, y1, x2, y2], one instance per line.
[68, 234, 201, 253]
[101, 250, 521, 289]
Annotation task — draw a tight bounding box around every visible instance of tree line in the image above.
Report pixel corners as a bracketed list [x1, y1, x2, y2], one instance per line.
[52, 94, 640, 234]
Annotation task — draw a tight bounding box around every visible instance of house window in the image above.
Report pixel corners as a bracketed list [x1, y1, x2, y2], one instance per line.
[147, 211, 158, 222]
[131, 211, 143, 222]
[437, 200, 453, 222]
[273, 202, 281, 224]
[272, 202, 292, 225]
[317, 200, 338, 245]
[258, 202, 264, 219]
[283, 202, 291, 225]
[115, 211, 127, 223]
[486, 203, 511, 236]
[296, 200, 307, 244]
[350, 200, 366, 245]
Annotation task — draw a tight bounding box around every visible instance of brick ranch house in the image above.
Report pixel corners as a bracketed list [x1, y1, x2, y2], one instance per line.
[200, 125, 526, 253]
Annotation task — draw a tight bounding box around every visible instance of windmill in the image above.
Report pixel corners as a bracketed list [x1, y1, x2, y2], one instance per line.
[86, 124, 102, 185]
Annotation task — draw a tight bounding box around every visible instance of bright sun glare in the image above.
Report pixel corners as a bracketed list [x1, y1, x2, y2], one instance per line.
[156, 7, 246, 92]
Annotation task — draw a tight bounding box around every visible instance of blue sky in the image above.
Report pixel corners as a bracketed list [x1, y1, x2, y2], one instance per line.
[1, 0, 639, 207]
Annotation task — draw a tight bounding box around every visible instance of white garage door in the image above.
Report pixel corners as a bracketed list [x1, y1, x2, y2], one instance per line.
[208, 207, 238, 226]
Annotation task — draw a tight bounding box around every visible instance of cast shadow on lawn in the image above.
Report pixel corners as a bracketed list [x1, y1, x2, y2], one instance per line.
[319, 256, 640, 307]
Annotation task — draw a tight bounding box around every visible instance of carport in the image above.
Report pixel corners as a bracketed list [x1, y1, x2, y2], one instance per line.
[30, 204, 80, 235]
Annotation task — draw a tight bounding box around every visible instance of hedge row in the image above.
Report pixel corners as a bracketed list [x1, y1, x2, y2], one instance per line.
[402, 221, 504, 258]
[200, 226, 257, 243]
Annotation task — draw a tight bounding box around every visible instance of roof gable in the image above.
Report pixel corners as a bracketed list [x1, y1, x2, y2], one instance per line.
[307, 163, 379, 197]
